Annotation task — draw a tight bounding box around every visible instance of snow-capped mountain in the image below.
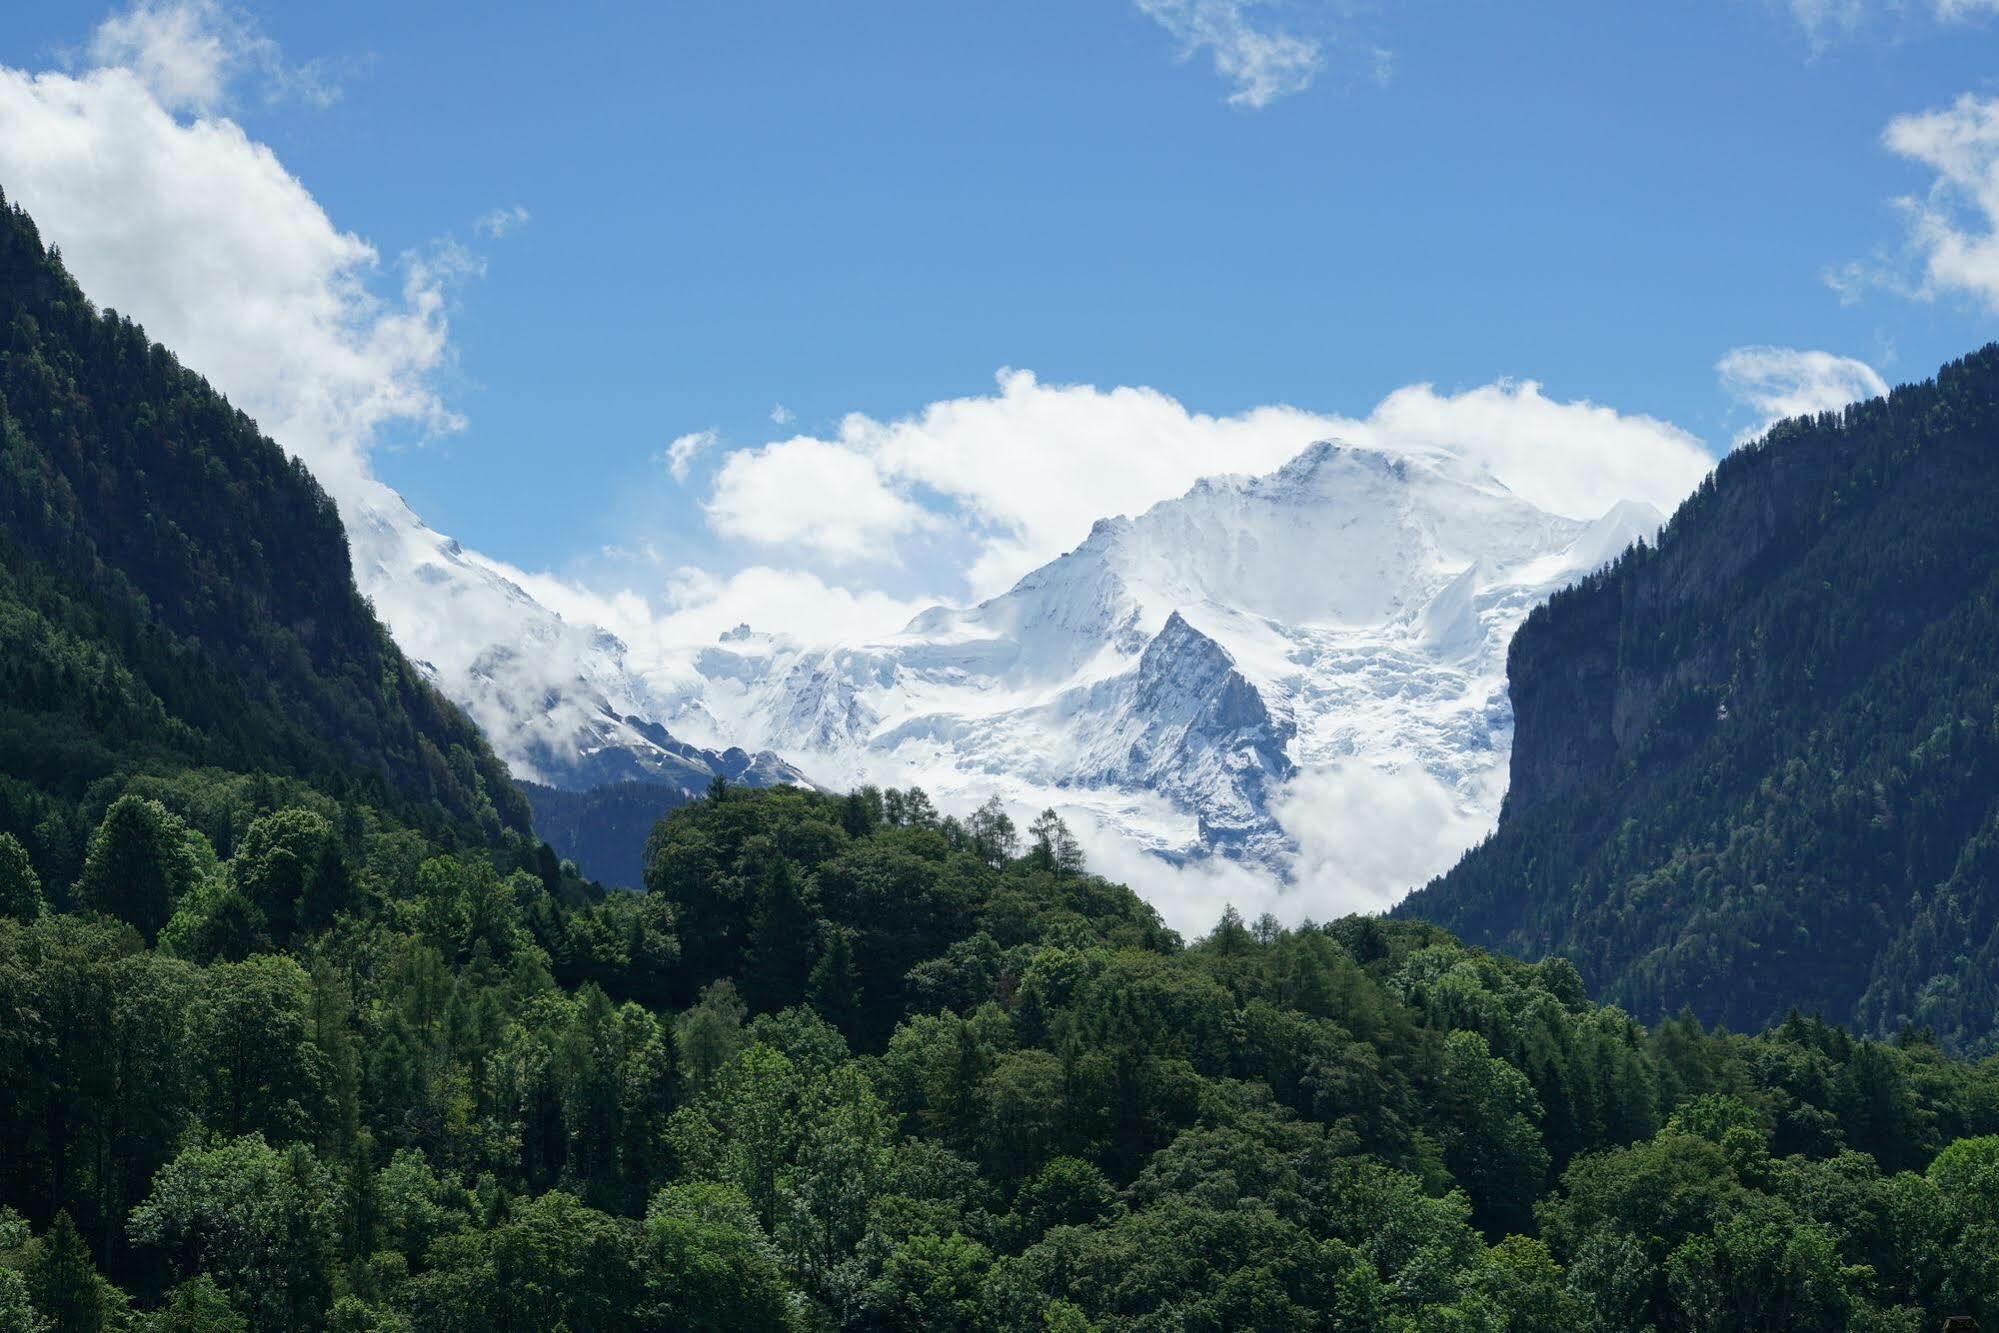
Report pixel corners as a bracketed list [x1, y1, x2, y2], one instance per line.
[340, 481, 802, 795]
[666, 440, 1662, 869]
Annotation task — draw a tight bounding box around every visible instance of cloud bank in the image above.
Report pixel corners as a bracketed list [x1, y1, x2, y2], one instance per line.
[700, 369, 1715, 604]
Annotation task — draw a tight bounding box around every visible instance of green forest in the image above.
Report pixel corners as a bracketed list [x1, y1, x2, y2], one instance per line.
[8, 185, 1999, 1330]
[1402, 345, 1999, 1055]
[12, 777, 1999, 1331]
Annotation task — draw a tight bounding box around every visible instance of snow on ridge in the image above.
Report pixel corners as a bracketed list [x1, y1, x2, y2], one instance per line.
[349, 433, 1660, 910]
[676, 438, 1649, 875]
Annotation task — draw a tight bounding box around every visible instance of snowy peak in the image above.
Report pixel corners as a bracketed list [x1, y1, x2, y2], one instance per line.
[1080, 611, 1294, 851]
[342, 481, 802, 795]
[668, 437, 1655, 873]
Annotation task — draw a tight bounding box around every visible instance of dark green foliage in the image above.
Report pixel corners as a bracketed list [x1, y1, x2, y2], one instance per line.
[8, 181, 1999, 1326]
[25, 1211, 109, 1332]
[1404, 346, 1999, 1052]
[11, 775, 1999, 1328]
[75, 795, 204, 942]
[0, 830, 41, 922]
[0, 187, 529, 864]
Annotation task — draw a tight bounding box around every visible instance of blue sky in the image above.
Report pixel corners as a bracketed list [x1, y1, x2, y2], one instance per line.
[3, 0, 1997, 625]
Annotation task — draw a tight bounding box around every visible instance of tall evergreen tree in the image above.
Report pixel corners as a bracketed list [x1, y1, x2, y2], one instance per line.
[26, 1212, 107, 1333]
[0, 832, 43, 922]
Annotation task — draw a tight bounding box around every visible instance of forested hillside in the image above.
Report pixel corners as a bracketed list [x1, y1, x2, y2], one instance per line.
[0, 187, 528, 875]
[7, 181, 1999, 1329]
[522, 779, 695, 888]
[1401, 346, 1999, 1052]
[8, 779, 1999, 1329]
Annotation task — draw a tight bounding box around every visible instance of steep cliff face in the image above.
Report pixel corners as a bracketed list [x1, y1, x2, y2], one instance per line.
[0, 192, 529, 843]
[1401, 345, 1999, 1050]
[1502, 428, 1853, 816]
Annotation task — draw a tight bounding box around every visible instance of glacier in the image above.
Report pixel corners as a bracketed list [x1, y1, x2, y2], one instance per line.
[656, 440, 1662, 879]
[343, 437, 1658, 911]
[340, 480, 802, 797]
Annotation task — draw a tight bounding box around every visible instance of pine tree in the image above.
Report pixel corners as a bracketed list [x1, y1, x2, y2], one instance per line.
[0, 831, 43, 922]
[77, 796, 196, 942]
[809, 925, 863, 1034]
[746, 857, 816, 1012]
[26, 1212, 108, 1333]
[1027, 810, 1084, 875]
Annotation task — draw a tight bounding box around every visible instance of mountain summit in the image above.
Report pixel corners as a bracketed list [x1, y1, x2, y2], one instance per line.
[665, 439, 1663, 879]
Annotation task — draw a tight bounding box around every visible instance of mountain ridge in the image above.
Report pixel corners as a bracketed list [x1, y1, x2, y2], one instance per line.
[658, 437, 1664, 888]
[1400, 344, 1999, 1051]
[0, 188, 529, 856]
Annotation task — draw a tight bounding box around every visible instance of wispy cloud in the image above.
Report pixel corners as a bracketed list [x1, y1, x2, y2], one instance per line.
[87, 0, 340, 114]
[664, 429, 716, 484]
[474, 204, 531, 239]
[1132, 0, 1334, 109]
[1780, 0, 1999, 47]
[1717, 346, 1888, 444]
[1834, 93, 1999, 310]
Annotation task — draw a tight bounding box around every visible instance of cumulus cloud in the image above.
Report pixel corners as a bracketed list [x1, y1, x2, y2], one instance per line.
[665, 429, 716, 483]
[706, 435, 943, 564]
[1856, 93, 1999, 309]
[0, 27, 453, 498]
[700, 368, 1715, 600]
[1132, 0, 1329, 109]
[1717, 346, 1888, 443]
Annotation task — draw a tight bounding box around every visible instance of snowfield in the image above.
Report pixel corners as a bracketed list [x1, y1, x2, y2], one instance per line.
[347, 438, 1659, 913]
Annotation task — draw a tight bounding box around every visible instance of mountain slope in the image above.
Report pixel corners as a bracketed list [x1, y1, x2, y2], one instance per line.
[0, 188, 528, 868]
[345, 481, 803, 795]
[675, 441, 1661, 878]
[1400, 345, 1999, 1051]
[518, 779, 696, 888]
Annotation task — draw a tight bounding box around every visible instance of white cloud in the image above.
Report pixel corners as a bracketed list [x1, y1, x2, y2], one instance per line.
[665, 429, 716, 483]
[501, 558, 935, 666]
[1277, 761, 1501, 916]
[1781, 0, 1999, 44]
[1861, 93, 1999, 309]
[474, 204, 530, 239]
[1783, 0, 1867, 48]
[705, 435, 942, 563]
[87, 0, 338, 114]
[1717, 345, 1888, 443]
[1133, 0, 1327, 109]
[770, 403, 794, 426]
[0, 58, 456, 497]
[700, 368, 1715, 601]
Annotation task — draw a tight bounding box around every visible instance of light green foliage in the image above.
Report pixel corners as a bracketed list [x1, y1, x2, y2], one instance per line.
[77, 796, 212, 942]
[129, 1136, 343, 1330]
[0, 831, 43, 922]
